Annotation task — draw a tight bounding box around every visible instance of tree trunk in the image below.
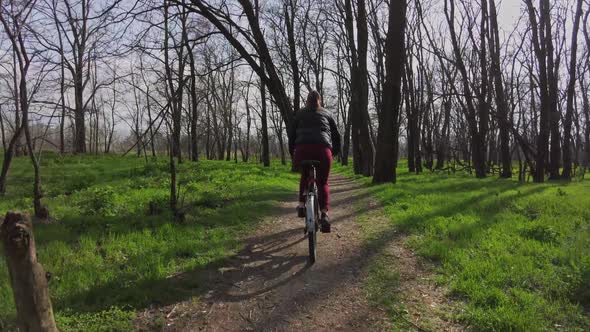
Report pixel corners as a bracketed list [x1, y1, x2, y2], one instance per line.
[169, 139, 179, 221]
[73, 69, 86, 154]
[489, 0, 512, 177]
[583, 88, 590, 169]
[341, 108, 351, 166]
[561, 0, 584, 180]
[226, 107, 233, 162]
[285, 0, 301, 112]
[260, 62, 270, 167]
[146, 85, 156, 157]
[278, 134, 286, 165]
[373, 0, 407, 183]
[583, 7, 590, 169]
[544, 0, 560, 180]
[189, 85, 199, 162]
[1, 212, 58, 332]
[525, 0, 551, 182]
[164, 0, 185, 163]
[0, 121, 23, 195]
[435, 99, 452, 170]
[20, 82, 47, 220]
[403, 69, 416, 173]
[444, 0, 486, 178]
[205, 100, 211, 159]
[0, 105, 5, 152]
[474, 0, 489, 179]
[59, 56, 66, 155]
[345, 0, 374, 176]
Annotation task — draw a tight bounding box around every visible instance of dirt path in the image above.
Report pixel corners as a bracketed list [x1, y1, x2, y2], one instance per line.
[136, 175, 462, 331]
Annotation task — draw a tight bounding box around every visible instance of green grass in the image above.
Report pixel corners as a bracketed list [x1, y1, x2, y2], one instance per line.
[0, 153, 299, 331]
[334, 162, 590, 331]
[3, 154, 588, 331]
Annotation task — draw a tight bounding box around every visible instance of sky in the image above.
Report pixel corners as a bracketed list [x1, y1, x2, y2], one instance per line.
[498, 0, 522, 28]
[4, 0, 581, 141]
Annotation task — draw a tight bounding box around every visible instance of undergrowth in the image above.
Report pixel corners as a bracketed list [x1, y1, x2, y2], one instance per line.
[0, 154, 298, 331]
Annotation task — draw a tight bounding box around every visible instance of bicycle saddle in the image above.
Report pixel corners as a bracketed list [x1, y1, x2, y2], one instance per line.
[301, 160, 321, 168]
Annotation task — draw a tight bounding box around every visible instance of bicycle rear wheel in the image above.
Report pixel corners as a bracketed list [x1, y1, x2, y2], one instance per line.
[308, 230, 317, 263]
[306, 194, 317, 264]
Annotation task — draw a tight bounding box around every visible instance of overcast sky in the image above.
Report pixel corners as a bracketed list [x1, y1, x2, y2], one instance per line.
[498, 0, 522, 28]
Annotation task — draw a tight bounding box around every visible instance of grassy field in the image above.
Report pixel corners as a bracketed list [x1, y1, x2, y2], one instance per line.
[1, 154, 589, 331]
[0, 154, 299, 331]
[334, 163, 590, 331]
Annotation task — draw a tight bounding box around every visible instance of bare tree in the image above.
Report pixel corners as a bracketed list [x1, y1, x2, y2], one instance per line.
[373, 0, 407, 183]
[561, 0, 585, 179]
[488, 0, 512, 178]
[343, 0, 374, 176]
[0, 0, 49, 219]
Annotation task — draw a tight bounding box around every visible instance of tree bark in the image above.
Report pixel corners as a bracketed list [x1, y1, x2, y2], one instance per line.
[525, 0, 552, 182]
[0, 105, 5, 151]
[474, 0, 490, 179]
[544, 0, 561, 180]
[164, 0, 186, 163]
[373, 0, 407, 183]
[341, 108, 351, 166]
[188, 51, 199, 162]
[260, 62, 270, 167]
[284, 0, 301, 112]
[345, 0, 374, 176]
[561, 0, 584, 180]
[583, 8, 590, 169]
[488, 0, 512, 178]
[1, 212, 58, 332]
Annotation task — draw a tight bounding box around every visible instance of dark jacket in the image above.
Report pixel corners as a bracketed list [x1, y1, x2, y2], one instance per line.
[288, 107, 341, 156]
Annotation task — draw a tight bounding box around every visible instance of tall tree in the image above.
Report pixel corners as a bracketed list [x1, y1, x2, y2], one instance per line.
[525, 0, 551, 182]
[488, 0, 512, 178]
[561, 0, 585, 180]
[344, 0, 374, 176]
[373, 0, 407, 183]
[260, 60, 270, 167]
[0, 0, 49, 219]
[444, 0, 488, 178]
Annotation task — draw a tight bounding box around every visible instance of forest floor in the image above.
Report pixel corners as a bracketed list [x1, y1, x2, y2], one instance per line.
[1, 155, 588, 331]
[135, 175, 463, 331]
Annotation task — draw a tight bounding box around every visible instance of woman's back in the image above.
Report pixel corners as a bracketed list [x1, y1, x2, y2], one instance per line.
[292, 107, 336, 149]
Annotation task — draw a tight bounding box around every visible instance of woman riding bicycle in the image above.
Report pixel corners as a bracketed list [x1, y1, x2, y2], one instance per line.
[289, 91, 341, 233]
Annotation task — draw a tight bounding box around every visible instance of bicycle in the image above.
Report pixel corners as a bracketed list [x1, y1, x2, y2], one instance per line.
[300, 160, 321, 264]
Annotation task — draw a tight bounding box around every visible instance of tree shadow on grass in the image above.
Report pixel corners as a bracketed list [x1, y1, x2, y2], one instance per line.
[1, 158, 311, 321]
[9, 169, 571, 331]
[44, 174, 376, 324]
[66, 172, 588, 331]
[33, 188, 297, 247]
[53, 225, 312, 315]
[1, 188, 302, 320]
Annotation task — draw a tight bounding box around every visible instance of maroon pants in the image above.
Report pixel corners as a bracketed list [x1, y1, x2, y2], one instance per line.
[294, 144, 333, 211]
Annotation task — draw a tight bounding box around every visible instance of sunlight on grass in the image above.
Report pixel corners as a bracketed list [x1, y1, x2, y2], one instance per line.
[334, 162, 590, 331]
[0, 154, 299, 331]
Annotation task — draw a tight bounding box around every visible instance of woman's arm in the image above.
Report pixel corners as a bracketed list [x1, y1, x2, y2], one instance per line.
[329, 116, 341, 157]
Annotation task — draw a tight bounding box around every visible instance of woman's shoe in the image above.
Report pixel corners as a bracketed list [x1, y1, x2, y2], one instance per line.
[320, 212, 331, 233]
